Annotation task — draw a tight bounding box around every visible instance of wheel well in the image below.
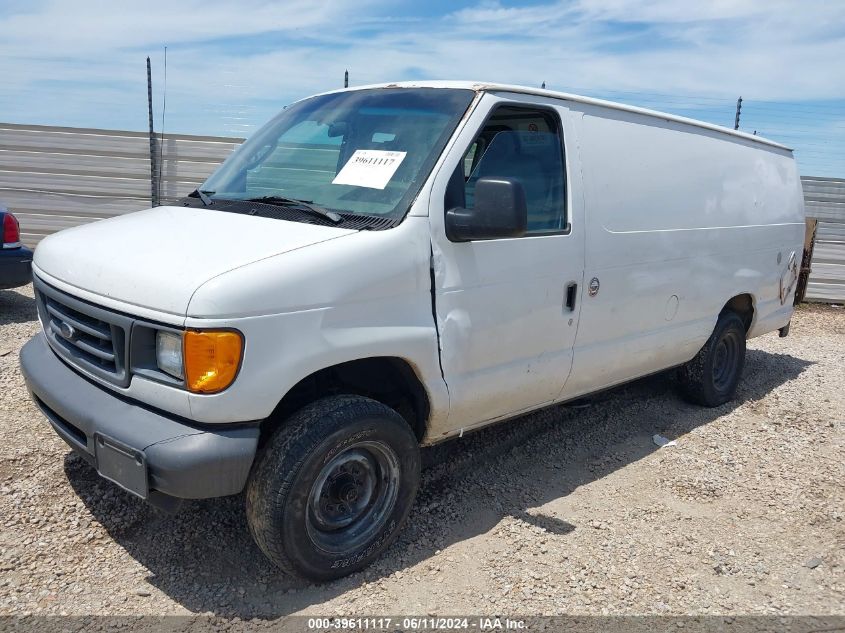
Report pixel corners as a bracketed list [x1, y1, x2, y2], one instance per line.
[261, 357, 430, 446]
[721, 293, 754, 333]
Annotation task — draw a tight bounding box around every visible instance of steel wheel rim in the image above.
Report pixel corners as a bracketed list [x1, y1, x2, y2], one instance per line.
[712, 330, 740, 392]
[306, 440, 400, 554]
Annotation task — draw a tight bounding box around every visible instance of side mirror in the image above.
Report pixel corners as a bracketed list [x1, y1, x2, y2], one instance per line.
[445, 177, 527, 242]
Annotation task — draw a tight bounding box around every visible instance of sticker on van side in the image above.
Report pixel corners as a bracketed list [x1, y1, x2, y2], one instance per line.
[332, 150, 407, 190]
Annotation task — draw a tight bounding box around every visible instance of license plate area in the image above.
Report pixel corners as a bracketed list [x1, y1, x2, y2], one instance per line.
[94, 434, 148, 499]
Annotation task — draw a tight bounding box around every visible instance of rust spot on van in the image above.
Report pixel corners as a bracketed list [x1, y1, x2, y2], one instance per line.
[458, 90, 484, 123]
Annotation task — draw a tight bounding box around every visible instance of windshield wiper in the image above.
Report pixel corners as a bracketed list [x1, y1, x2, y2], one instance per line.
[189, 188, 214, 206]
[246, 196, 342, 224]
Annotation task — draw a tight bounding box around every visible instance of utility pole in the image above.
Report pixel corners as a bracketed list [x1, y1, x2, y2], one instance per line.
[344, 69, 349, 88]
[734, 96, 742, 130]
[146, 57, 159, 207]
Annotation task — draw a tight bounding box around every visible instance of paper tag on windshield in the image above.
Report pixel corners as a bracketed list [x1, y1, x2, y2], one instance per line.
[332, 150, 406, 190]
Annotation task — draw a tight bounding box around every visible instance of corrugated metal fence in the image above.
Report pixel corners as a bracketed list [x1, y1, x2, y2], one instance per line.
[2, 122, 844, 302]
[801, 176, 845, 303]
[0, 122, 242, 246]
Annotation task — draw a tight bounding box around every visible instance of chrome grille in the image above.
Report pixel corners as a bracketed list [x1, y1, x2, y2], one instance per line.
[34, 276, 131, 386]
[45, 297, 117, 370]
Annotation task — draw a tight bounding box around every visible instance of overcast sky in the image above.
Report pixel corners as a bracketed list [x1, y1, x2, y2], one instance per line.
[1, 0, 843, 176]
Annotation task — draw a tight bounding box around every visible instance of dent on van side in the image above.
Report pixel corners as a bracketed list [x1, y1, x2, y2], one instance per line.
[19, 81, 805, 581]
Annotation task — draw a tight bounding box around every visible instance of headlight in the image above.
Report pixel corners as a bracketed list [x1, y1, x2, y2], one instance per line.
[156, 331, 184, 379]
[183, 330, 243, 394]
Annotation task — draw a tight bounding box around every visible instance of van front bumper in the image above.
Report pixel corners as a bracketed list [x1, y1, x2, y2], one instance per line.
[20, 334, 260, 505]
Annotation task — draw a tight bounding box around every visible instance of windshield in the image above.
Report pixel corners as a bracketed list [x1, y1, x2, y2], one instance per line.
[201, 88, 475, 222]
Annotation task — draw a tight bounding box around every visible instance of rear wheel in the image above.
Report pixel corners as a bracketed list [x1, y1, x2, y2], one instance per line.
[246, 395, 420, 581]
[678, 311, 746, 407]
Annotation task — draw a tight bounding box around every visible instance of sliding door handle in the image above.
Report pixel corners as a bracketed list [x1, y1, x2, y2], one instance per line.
[565, 282, 578, 311]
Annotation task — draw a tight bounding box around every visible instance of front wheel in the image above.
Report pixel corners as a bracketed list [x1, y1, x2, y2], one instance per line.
[678, 311, 746, 407]
[246, 395, 420, 581]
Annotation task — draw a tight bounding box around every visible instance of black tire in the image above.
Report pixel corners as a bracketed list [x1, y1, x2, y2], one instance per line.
[246, 395, 420, 581]
[678, 311, 746, 407]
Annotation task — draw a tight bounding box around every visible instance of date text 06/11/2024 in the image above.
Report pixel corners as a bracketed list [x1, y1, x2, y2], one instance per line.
[306, 617, 527, 630]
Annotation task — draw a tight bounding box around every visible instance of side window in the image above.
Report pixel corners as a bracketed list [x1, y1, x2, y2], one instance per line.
[463, 106, 566, 234]
[462, 139, 482, 177]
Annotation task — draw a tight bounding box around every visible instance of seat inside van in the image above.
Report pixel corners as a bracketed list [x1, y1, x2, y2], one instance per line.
[466, 130, 564, 232]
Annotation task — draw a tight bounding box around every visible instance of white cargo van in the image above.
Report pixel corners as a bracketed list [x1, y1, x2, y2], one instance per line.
[21, 82, 804, 580]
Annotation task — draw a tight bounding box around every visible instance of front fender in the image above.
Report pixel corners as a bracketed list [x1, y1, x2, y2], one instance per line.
[183, 218, 449, 430]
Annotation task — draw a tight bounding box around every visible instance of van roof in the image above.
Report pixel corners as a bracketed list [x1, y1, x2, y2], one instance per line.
[318, 81, 791, 152]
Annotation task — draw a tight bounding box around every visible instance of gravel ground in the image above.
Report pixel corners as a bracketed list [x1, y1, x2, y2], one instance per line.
[0, 284, 842, 618]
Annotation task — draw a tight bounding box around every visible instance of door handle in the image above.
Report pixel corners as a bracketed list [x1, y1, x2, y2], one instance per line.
[565, 282, 578, 312]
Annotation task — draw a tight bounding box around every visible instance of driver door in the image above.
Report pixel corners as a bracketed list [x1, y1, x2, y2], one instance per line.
[428, 92, 586, 432]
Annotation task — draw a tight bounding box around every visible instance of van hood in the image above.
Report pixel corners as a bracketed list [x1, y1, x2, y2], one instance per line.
[33, 205, 356, 316]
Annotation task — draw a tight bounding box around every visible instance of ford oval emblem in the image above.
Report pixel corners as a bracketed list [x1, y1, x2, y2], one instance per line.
[588, 277, 600, 297]
[59, 321, 76, 340]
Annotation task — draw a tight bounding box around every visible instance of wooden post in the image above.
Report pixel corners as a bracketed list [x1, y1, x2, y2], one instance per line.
[795, 217, 818, 304]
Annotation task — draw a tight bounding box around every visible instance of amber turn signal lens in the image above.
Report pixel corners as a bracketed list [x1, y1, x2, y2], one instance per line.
[183, 330, 243, 394]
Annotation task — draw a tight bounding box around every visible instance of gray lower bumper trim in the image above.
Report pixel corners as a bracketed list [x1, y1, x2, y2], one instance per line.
[20, 334, 260, 500]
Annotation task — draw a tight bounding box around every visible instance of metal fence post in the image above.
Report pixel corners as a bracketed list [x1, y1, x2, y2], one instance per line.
[146, 57, 159, 207]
